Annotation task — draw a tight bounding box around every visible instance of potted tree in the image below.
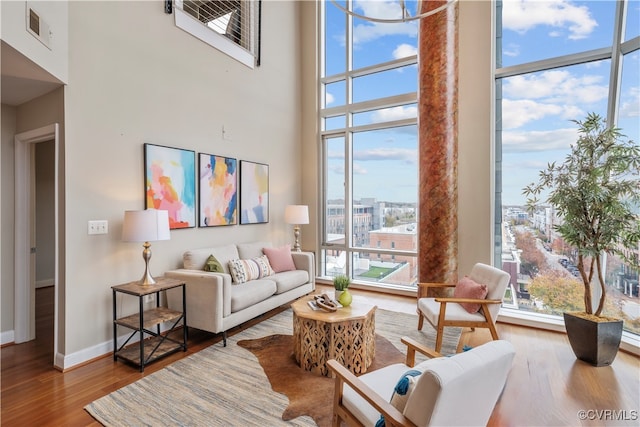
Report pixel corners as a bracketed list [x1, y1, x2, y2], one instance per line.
[523, 112, 640, 366]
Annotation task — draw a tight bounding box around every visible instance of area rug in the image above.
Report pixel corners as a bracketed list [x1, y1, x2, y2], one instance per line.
[85, 308, 461, 426]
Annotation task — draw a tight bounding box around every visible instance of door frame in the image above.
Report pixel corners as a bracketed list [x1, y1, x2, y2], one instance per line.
[14, 123, 59, 365]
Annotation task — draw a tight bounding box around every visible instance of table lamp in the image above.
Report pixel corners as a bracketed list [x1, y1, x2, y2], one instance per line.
[285, 205, 309, 252]
[122, 209, 170, 285]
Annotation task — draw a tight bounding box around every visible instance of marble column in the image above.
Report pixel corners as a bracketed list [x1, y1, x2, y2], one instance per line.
[418, 0, 458, 293]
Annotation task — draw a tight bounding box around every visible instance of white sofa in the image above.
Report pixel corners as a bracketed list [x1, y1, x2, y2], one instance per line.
[165, 241, 315, 346]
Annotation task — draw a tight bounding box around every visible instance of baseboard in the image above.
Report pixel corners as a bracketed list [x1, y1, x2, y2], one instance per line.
[59, 324, 175, 371]
[1, 330, 15, 346]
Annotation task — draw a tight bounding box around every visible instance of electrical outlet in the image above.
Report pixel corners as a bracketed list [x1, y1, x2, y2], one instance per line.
[88, 220, 108, 235]
[144, 294, 154, 304]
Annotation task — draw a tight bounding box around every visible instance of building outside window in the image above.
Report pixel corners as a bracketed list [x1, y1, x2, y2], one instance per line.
[320, 0, 639, 344]
[320, 1, 419, 289]
[495, 0, 640, 337]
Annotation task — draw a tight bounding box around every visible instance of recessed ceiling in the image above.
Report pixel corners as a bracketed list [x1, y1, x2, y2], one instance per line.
[1, 40, 63, 106]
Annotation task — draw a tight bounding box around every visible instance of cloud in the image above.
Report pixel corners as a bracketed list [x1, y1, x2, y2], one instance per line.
[352, 163, 368, 175]
[325, 92, 335, 106]
[502, 0, 597, 40]
[349, 0, 418, 45]
[502, 99, 583, 129]
[392, 43, 417, 59]
[502, 127, 578, 153]
[504, 70, 607, 103]
[619, 86, 640, 118]
[370, 105, 417, 122]
[353, 21, 417, 45]
[353, 147, 417, 164]
[503, 43, 520, 57]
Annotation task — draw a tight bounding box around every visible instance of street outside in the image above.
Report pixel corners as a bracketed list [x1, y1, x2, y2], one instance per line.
[517, 225, 640, 324]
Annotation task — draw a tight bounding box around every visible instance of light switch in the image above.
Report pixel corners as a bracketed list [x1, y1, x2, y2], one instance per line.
[88, 220, 108, 235]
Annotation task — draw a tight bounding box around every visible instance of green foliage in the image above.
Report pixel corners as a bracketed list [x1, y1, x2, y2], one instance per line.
[333, 274, 351, 290]
[523, 113, 640, 316]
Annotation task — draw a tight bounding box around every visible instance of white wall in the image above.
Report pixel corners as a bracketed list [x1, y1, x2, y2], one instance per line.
[61, 0, 302, 361]
[1, 0, 68, 83]
[1, 105, 17, 342]
[1, 0, 496, 367]
[457, 0, 494, 273]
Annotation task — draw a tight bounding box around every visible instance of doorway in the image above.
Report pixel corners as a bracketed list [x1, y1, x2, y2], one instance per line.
[14, 123, 60, 368]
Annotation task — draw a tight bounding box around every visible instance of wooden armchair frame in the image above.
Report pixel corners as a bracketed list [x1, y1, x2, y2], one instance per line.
[417, 282, 502, 353]
[327, 337, 441, 427]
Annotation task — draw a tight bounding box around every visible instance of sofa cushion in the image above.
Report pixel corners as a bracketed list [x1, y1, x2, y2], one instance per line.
[453, 276, 488, 313]
[203, 254, 224, 273]
[263, 245, 296, 272]
[183, 244, 239, 274]
[228, 256, 274, 284]
[270, 270, 310, 294]
[230, 280, 277, 312]
[237, 241, 272, 259]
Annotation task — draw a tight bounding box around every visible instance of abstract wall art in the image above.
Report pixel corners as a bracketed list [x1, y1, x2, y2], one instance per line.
[199, 153, 238, 227]
[144, 143, 196, 229]
[240, 160, 269, 224]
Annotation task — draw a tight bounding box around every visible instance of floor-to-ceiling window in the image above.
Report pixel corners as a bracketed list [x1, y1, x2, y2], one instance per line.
[320, 1, 419, 289]
[495, 0, 640, 338]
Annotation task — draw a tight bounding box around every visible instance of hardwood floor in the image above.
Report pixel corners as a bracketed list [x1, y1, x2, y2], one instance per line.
[2, 285, 639, 426]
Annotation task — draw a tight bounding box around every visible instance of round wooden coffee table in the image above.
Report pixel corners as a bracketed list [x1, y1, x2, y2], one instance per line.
[291, 295, 376, 377]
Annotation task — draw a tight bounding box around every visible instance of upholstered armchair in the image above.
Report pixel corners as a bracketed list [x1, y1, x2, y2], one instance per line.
[328, 338, 515, 427]
[417, 263, 511, 353]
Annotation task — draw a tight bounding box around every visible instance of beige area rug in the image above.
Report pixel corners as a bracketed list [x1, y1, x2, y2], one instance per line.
[85, 308, 461, 426]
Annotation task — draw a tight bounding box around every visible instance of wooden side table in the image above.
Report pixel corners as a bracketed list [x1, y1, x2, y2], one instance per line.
[292, 295, 376, 377]
[112, 277, 187, 372]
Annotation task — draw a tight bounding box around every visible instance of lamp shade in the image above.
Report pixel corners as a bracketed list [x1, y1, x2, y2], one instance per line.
[122, 209, 170, 242]
[285, 205, 309, 225]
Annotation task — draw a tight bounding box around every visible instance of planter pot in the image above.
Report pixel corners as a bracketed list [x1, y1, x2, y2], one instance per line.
[334, 290, 343, 301]
[563, 312, 623, 367]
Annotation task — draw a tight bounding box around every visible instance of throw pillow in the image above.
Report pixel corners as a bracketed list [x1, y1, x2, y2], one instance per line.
[453, 276, 489, 313]
[262, 245, 296, 272]
[228, 255, 274, 284]
[376, 368, 423, 427]
[390, 369, 422, 412]
[203, 254, 224, 273]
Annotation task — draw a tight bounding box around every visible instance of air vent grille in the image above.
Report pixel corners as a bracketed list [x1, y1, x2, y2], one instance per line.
[26, 4, 52, 50]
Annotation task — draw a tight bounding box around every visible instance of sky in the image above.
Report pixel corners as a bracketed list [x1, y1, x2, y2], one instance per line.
[323, 0, 640, 205]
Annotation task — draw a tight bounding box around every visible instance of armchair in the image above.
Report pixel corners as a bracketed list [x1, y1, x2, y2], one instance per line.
[417, 263, 511, 353]
[328, 339, 515, 427]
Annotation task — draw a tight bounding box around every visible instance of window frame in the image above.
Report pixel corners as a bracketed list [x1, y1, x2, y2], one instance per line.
[174, 0, 259, 68]
[494, 0, 640, 352]
[319, 1, 419, 290]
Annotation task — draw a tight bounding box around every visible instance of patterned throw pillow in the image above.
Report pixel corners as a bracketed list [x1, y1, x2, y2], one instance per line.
[228, 255, 274, 284]
[203, 254, 224, 273]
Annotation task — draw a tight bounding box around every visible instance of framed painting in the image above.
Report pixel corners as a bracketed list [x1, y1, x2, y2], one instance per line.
[144, 143, 196, 229]
[199, 153, 238, 227]
[240, 160, 269, 224]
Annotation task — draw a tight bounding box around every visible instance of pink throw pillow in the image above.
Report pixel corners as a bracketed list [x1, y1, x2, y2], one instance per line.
[263, 245, 296, 273]
[453, 276, 488, 313]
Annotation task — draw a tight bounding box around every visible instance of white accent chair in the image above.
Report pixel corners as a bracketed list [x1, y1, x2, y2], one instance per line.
[417, 263, 511, 353]
[328, 339, 515, 427]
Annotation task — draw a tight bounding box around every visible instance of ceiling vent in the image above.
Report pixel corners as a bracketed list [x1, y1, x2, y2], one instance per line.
[26, 3, 52, 50]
